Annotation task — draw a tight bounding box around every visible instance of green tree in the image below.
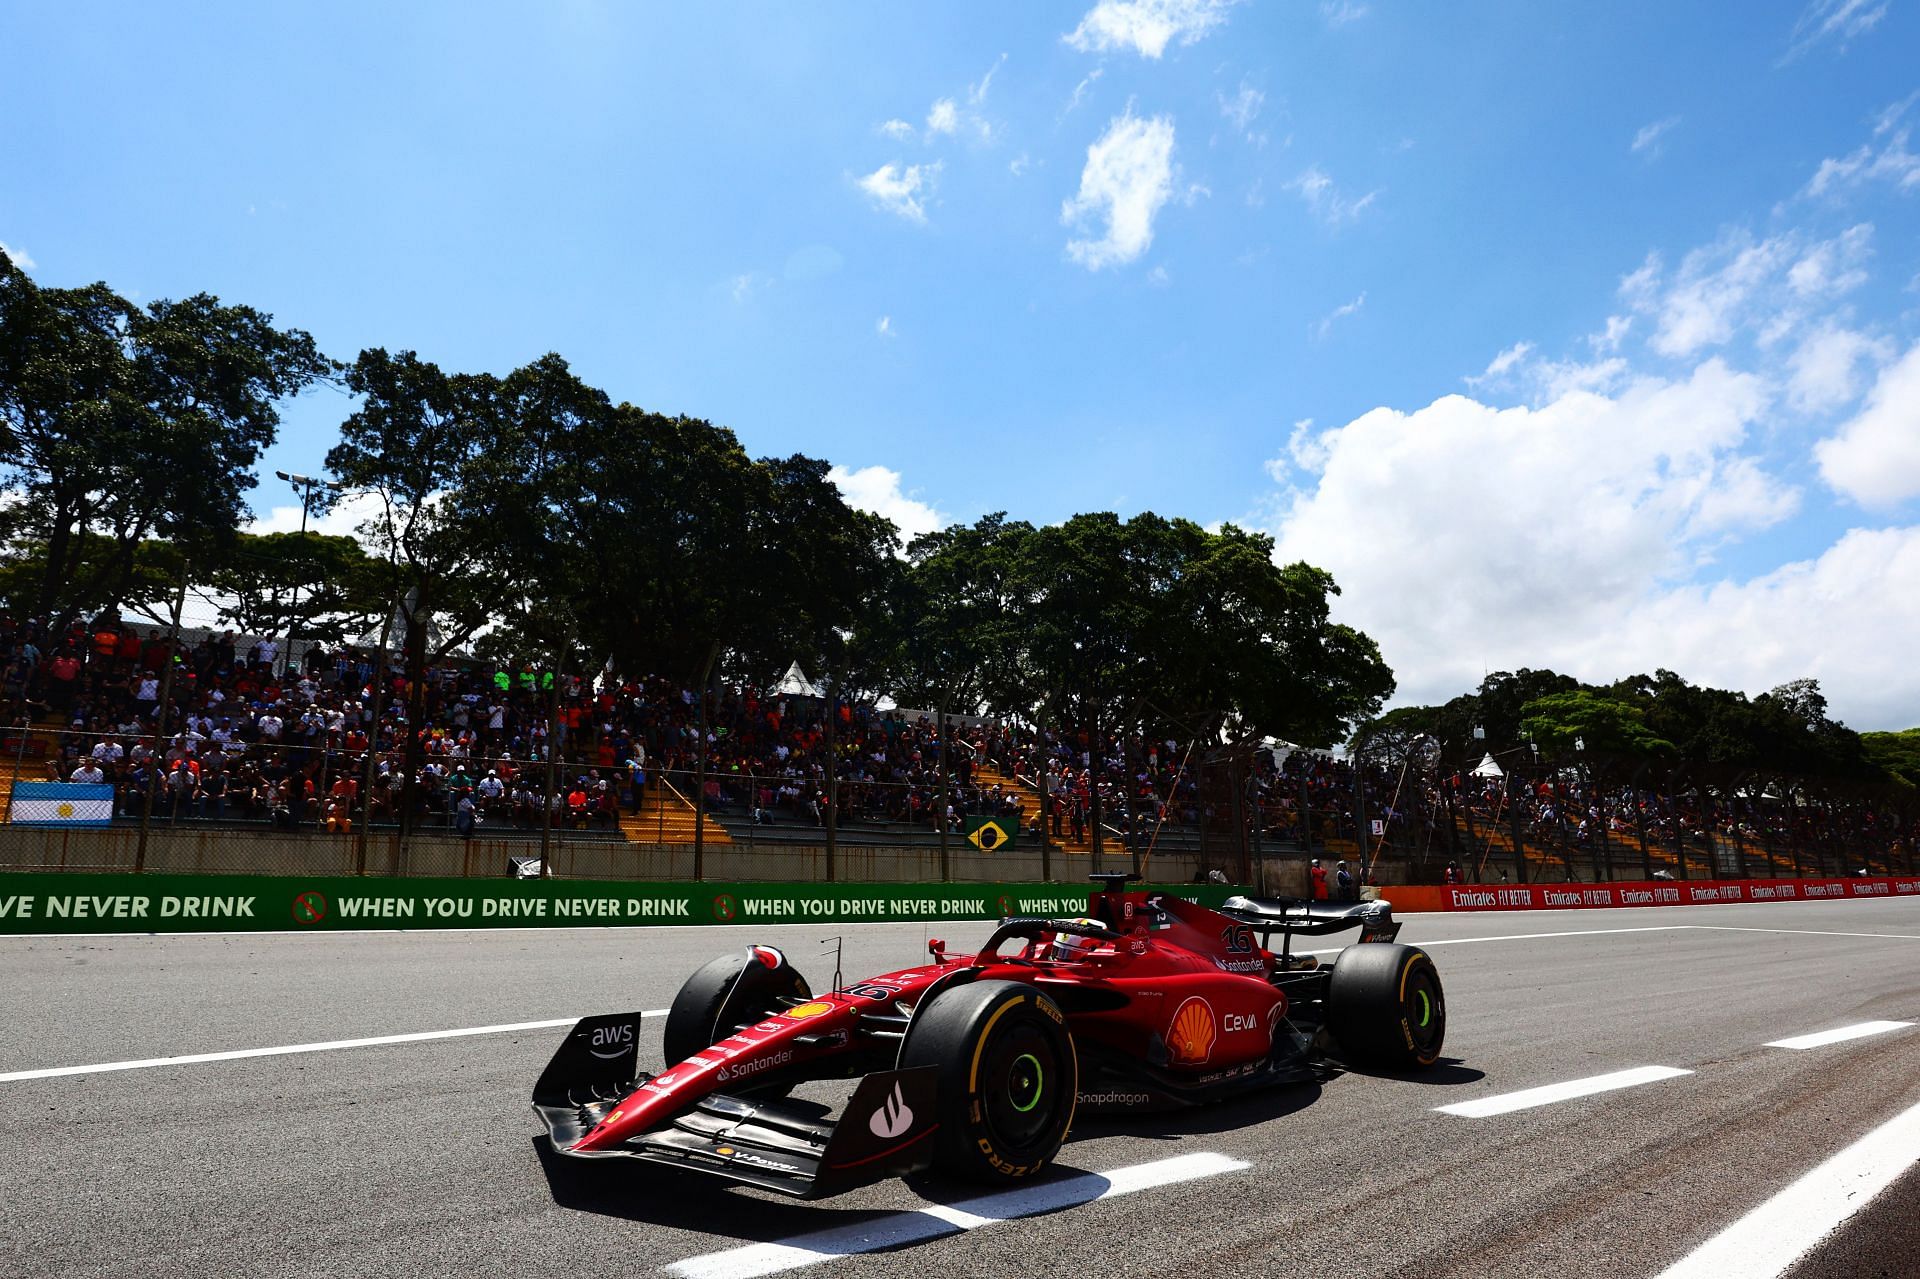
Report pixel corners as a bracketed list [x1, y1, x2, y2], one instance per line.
[1519, 689, 1674, 760]
[202, 531, 389, 649]
[1861, 729, 1920, 792]
[0, 255, 330, 620]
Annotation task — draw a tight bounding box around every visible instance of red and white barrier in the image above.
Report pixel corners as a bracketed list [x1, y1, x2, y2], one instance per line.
[1387, 875, 1920, 914]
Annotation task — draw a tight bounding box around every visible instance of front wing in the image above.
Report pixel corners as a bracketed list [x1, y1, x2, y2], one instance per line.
[532, 1013, 939, 1198]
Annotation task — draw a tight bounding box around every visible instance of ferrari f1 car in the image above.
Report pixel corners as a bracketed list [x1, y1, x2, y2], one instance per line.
[532, 873, 1446, 1198]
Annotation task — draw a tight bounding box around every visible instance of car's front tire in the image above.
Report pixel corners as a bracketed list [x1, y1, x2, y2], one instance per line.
[663, 947, 811, 1091]
[899, 980, 1077, 1183]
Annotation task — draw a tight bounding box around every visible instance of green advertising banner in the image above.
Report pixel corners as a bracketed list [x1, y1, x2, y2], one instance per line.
[0, 873, 1246, 935]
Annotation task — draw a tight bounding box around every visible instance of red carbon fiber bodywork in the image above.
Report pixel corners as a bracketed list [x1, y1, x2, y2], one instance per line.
[570, 888, 1289, 1153]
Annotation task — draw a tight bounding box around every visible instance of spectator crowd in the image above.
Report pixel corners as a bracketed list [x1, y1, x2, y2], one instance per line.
[1, 609, 1913, 873]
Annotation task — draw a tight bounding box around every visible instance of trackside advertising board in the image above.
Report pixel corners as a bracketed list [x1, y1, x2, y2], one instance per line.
[0, 874, 1245, 936]
[1385, 875, 1920, 914]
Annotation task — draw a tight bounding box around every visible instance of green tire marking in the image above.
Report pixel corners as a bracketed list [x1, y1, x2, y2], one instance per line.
[1010, 1053, 1044, 1112]
[1416, 989, 1432, 1027]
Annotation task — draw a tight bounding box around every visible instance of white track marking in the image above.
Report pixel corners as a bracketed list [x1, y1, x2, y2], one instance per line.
[663, 1152, 1249, 1279]
[1654, 1097, 1920, 1279]
[1765, 1020, 1914, 1050]
[1692, 925, 1920, 941]
[1414, 924, 1695, 946]
[0, 1011, 667, 1083]
[1434, 1065, 1693, 1118]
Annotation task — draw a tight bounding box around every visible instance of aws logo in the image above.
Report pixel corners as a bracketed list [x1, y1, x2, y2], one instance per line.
[1167, 996, 1217, 1065]
[588, 1023, 635, 1060]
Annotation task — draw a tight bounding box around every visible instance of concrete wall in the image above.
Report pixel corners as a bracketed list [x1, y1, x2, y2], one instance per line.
[0, 825, 1211, 885]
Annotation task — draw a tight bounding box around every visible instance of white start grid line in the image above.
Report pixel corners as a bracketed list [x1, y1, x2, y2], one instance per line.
[1764, 1020, 1913, 1050]
[662, 1152, 1251, 1279]
[1433, 1066, 1694, 1118]
[1654, 1096, 1920, 1278]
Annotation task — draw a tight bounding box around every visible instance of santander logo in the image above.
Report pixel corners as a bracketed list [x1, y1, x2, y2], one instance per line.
[869, 1082, 913, 1139]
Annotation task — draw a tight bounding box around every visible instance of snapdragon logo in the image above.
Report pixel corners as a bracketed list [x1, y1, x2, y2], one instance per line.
[868, 1081, 914, 1139]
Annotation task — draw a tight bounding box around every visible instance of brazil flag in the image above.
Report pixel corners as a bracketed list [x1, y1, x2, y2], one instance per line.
[965, 813, 1017, 852]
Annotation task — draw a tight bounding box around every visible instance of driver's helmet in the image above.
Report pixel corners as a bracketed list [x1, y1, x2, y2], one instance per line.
[1049, 919, 1102, 963]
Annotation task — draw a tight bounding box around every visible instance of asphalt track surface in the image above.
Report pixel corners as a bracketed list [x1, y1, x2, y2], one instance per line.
[3, 898, 1918, 1279]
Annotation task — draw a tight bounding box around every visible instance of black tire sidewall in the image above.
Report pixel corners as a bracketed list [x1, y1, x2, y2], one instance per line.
[663, 950, 810, 1069]
[900, 980, 1077, 1182]
[1326, 943, 1446, 1069]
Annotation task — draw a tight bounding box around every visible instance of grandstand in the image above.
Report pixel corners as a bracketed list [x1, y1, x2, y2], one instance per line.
[2, 607, 1914, 885]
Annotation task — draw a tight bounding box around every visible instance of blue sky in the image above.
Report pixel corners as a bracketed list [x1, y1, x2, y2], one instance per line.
[6, 1, 1919, 726]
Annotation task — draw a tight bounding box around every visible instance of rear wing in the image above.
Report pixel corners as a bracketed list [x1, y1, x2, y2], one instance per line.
[1219, 896, 1401, 946]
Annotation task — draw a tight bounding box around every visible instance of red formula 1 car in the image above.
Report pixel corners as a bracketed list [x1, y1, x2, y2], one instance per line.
[532, 873, 1446, 1198]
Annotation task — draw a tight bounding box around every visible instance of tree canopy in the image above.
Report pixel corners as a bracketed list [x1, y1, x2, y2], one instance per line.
[0, 255, 330, 621]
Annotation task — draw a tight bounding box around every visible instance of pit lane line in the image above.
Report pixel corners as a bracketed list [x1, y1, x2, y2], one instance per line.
[1654, 1095, 1920, 1279]
[661, 1152, 1250, 1279]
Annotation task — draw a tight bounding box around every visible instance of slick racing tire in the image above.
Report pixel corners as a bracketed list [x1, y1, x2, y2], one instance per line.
[664, 947, 811, 1094]
[1325, 942, 1446, 1070]
[899, 980, 1077, 1184]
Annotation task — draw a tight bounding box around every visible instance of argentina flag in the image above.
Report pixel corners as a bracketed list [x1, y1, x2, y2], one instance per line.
[9, 781, 115, 827]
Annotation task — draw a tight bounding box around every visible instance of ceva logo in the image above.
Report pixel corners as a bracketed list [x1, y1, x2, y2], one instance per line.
[868, 1082, 913, 1139]
[589, 1023, 635, 1060]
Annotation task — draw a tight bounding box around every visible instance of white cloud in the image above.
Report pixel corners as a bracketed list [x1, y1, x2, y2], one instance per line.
[1320, 1, 1369, 25]
[1787, 323, 1891, 413]
[1805, 98, 1920, 195]
[1815, 341, 1920, 506]
[828, 464, 947, 544]
[1782, 0, 1890, 62]
[1263, 361, 1841, 714]
[1471, 341, 1534, 383]
[1608, 526, 1920, 731]
[0, 241, 34, 269]
[248, 488, 388, 541]
[1288, 165, 1379, 225]
[1592, 315, 1633, 353]
[1788, 223, 1873, 295]
[1617, 226, 1873, 360]
[926, 98, 959, 138]
[1010, 152, 1034, 177]
[728, 272, 772, 303]
[857, 162, 941, 223]
[1638, 231, 1794, 357]
[969, 53, 1007, 105]
[1064, 69, 1103, 118]
[1062, 110, 1178, 270]
[1219, 80, 1264, 135]
[876, 315, 895, 338]
[878, 119, 916, 141]
[1147, 264, 1171, 287]
[1312, 293, 1366, 341]
[1631, 116, 1680, 157]
[1064, 0, 1244, 59]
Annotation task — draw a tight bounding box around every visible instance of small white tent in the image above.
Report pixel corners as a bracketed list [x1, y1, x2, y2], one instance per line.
[1470, 752, 1505, 778]
[770, 661, 823, 699]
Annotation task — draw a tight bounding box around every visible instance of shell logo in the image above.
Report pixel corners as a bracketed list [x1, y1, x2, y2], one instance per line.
[784, 1001, 833, 1020]
[1167, 996, 1217, 1065]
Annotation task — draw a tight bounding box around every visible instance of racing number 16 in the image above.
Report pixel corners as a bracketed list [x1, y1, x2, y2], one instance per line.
[1220, 925, 1255, 954]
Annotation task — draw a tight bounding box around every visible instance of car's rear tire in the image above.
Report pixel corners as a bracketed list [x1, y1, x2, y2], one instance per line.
[1326, 943, 1446, 1069]
[664, 947, 811, 1091]
[899, 980, 1076, 1183]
